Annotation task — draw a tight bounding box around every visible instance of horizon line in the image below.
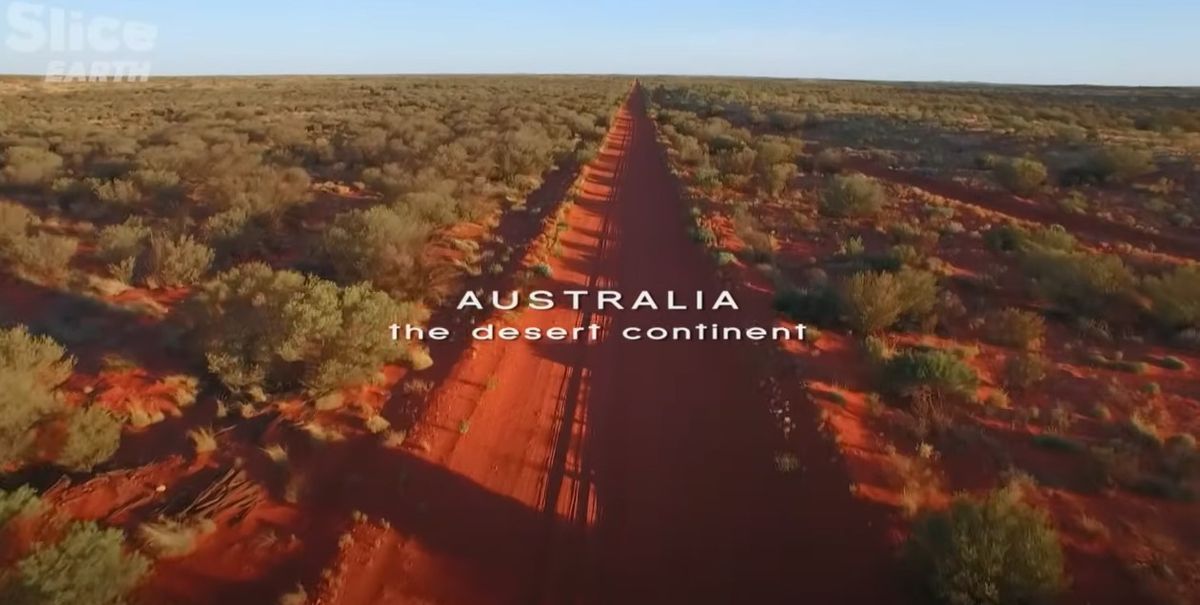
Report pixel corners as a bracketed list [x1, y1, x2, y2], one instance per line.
[1, 71, 1197, 89]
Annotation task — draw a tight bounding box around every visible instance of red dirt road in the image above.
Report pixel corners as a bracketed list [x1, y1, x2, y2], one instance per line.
[329, 90, 901, 604]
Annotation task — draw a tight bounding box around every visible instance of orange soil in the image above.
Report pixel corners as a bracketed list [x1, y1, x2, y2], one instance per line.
[315, 89, 902, 603]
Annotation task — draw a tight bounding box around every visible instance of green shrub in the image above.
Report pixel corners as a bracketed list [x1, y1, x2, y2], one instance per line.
[1143, 264, 1200, 330]
[773, 285, 840, 325]
[1, 146, 64, 189]
[994, 157, 1048, 196]
[3, 233, 77, 283]
[839, 268, 938, 333]
[134, 234, 213, 289]
[1087, 145, 1155, 184]
[1152, 356, 1189, 371]
[819, 173, 885, 218]
[320, 205, 434, 300]
[0, 486, 42, 528]
[905, 487, 1065, 605]
[983, 308, 1045, 350]
[881, 348, 979, 400]
[180, 263, 421, 396]
[1004, 352, 1050, 392]
[95, 220, 151, 273]
[1023, 249, 1135, 316]
[1, 521, 150, 605]
[57, 407, 122, 472]
[0, 327, 74, 469]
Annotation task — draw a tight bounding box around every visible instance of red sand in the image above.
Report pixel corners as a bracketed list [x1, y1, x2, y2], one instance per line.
[318, 89, 903, 604]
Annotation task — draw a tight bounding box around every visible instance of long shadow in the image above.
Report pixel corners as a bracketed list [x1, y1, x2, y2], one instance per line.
[523, 87, 906, 604]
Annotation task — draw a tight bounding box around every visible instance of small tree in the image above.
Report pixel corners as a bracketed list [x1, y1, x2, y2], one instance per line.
[0, 327, 75, 469]
[819, 173, 885, 218]
[905, 487, 1066, 605]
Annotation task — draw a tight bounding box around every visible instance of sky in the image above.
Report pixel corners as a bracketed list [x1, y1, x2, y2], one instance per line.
[1, 0, 1198, 85]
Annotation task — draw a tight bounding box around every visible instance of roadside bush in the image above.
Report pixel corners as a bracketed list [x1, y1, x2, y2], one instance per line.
[819, 173, 885, 218]
[881, 347, 980, 400]
[994, 157, 1048, 196]
[1004, 352, 1050, 392]
[905, 487, 1065, 605]
[983, 308, 1045, 350]
[0, 521, 150, 605]
[134, 234, 214, 289]
[1143, 264, 1200, 330]
[180, 263, 422, 396]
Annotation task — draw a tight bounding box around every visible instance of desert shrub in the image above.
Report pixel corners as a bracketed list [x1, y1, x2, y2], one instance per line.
[983, 308, 1045, 350]
[1023, 250, 1136, 317]
[994, 157, 1048, 196]
[138, 519, 213, 558]
[1086, 145, 1155, 184]
[0, 327, 73, 468]
[881, 347, 980, 400]
[0, 486, 42, 528]
[202, 164, 312, 217]
[1143, 264, 1200, 330]
[983, 223, 1075, 255]
[3, 233, 77, 283]
[180, 263, 421, 396]
[319, 205, 434, 300]
[905, 486, 1065, 605]
[760, 162, 797, 196]
[134, 234, 213, 289]
[839, 268, 938, 333]
[773, 284, 840, 326]
[57, 407, 122, 472]
[0, 202, 34, 244]
[819, 173, 885, 218]
[1004, 352, 1051, 392]
[1152, 356, 1188, 371]
[1, 146, 64, 189]
[0, 521, 150, 605]
[95, 220, 148, 258]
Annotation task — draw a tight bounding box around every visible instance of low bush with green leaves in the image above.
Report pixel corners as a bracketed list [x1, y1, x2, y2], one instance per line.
[983, 308, 1045, 351]
[839, 268, 938, 333]
[1004, 352, 1051, 392]
[819, 173, 886, 218]
[134, 234, 214, 289]
[180, 262, 424, 397]
[905, 486, 1065, 605]
[879, 346, 980, 400]
[1143, 264, 1200, 330]
[0, 520, 150, 605]
[994, 157, 1048, 196]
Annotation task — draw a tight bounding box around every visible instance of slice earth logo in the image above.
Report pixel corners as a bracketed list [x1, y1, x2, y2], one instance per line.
[5, 2, 158, 82]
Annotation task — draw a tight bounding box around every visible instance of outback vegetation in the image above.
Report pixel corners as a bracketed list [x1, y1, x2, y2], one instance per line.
[0, 75, 625, 603]
[649, 76, 1200, 604]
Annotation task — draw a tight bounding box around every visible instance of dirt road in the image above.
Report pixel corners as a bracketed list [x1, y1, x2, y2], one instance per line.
[328, 89, 902, 604]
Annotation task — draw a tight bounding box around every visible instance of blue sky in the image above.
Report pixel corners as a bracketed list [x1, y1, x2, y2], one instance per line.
[2, 0, 1198, 85]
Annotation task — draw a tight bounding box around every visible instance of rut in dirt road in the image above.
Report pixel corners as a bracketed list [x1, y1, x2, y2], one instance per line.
[330, 88, 903, 605]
